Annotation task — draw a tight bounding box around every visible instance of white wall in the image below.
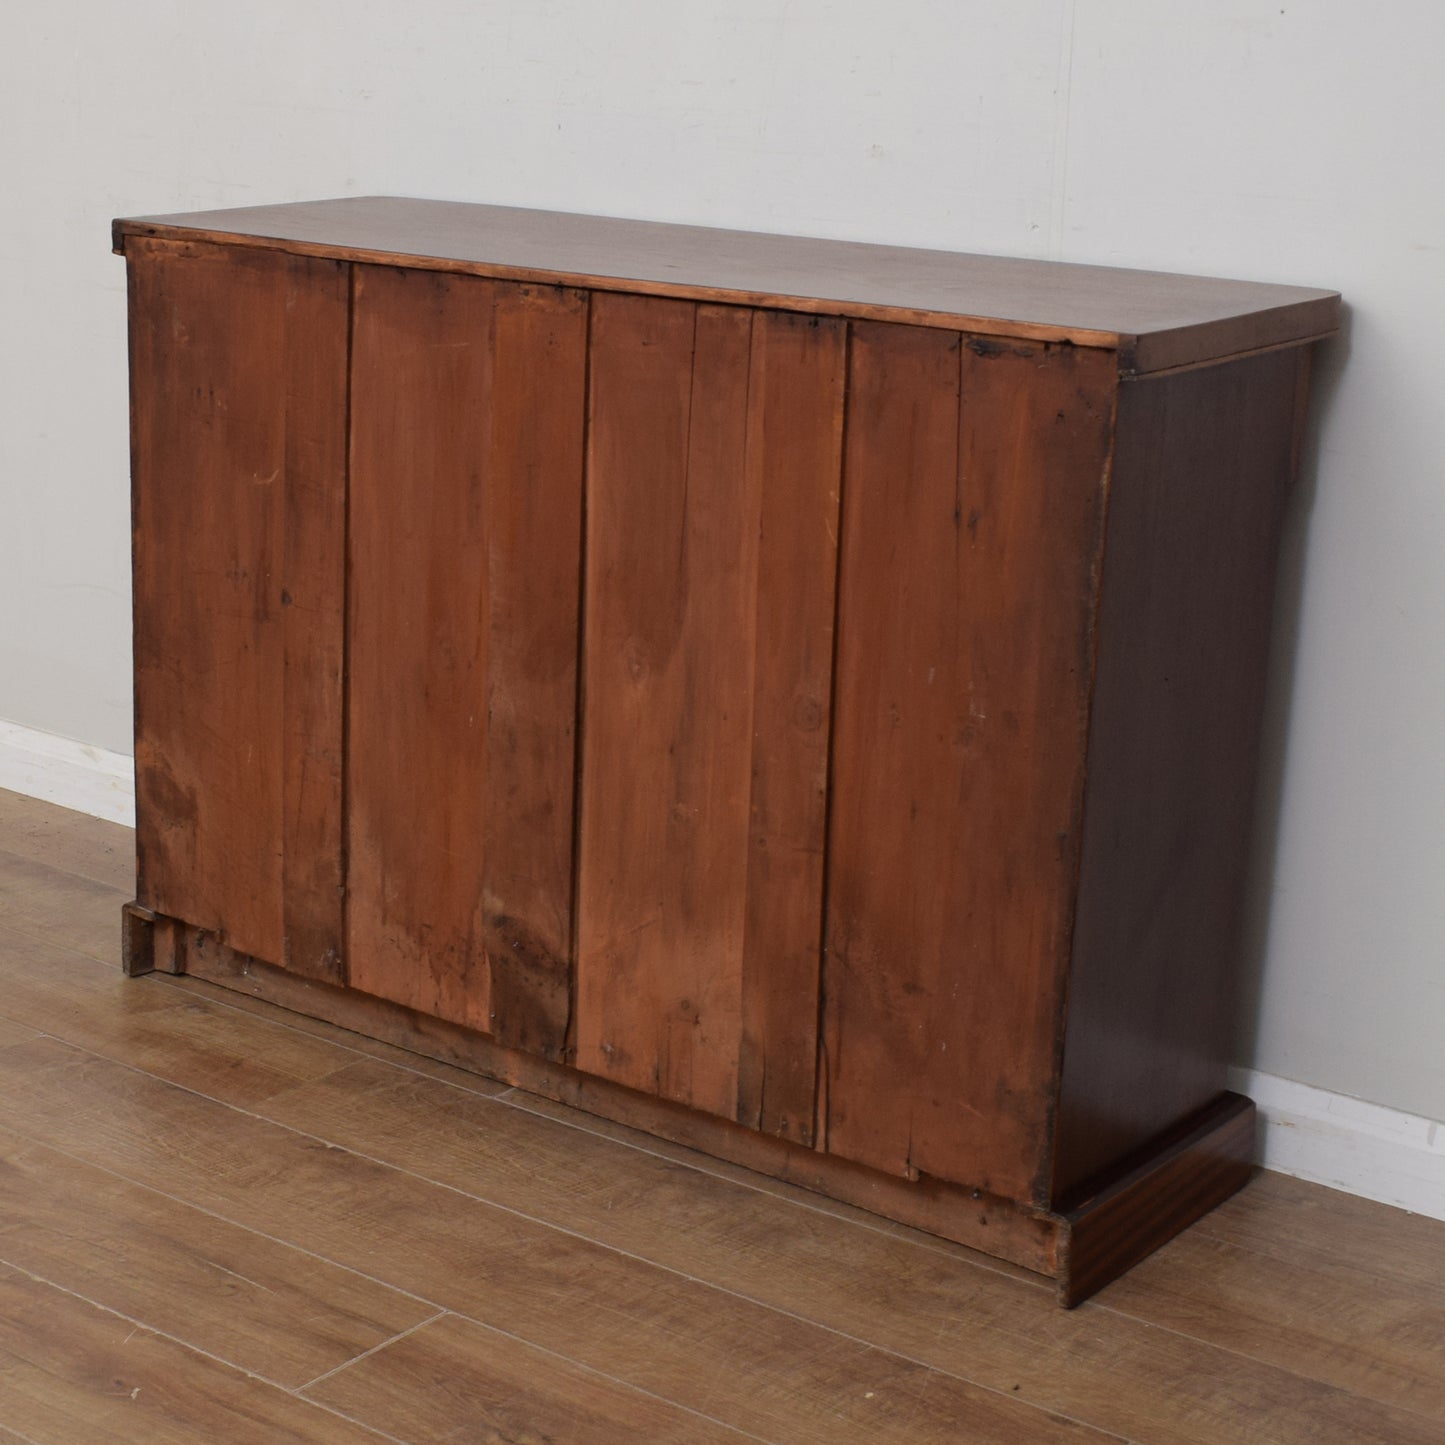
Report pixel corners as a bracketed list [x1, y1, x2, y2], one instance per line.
[3, 1, 1441, 1120]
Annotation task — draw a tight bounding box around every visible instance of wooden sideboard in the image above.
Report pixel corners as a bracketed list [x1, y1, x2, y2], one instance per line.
[114, 198, 1338, 1305]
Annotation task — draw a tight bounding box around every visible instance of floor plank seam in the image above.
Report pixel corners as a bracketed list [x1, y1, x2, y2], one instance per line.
[149, 971, 514, 1099]
[3, 1037, 1140, 1444]
[0, 1109, 785, 1443]
[332, 1311, 788, 1445]
[5, 812, 1443, 1442]
[0, 841, 131, 896]
[131, 969, 1028, 1288]
[496, 1087, 1055, 1288]
[0, 914, 116, 969]
[8, 940, 1442, 1434]
[13, 1069, 1434, 1444]
[0, 1255, 413, 1444]
[0, 1113, 787, 1444]
[0, 1122, 442, 1310]
[296, 1308, 448, 1392]
[1085, 1292, 1445, 1430]
[140, 963, 1046, 1290]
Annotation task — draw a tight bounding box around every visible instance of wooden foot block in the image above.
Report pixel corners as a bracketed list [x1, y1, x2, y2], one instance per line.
[121, 902, 183, 977]
[1056, 1093, 1256, 1308]
[120, 902, 158, 976]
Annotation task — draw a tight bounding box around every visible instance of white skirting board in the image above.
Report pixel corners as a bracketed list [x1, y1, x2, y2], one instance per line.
[0, 720, 1440, 1220]
[0, 719, 135, 828]
[1230, 1067, 1445, 1222]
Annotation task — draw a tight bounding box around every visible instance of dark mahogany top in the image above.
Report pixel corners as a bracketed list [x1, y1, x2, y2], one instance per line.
[114, 196, 1338, 374]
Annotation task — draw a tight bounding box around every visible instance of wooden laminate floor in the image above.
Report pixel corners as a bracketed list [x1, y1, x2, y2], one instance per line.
[0, 788, 1441, 1444]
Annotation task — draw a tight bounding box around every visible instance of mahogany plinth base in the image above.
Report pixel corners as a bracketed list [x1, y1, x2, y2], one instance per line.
[1056, 1093, 1257, 1308]
[124, 910, 1258, 1307]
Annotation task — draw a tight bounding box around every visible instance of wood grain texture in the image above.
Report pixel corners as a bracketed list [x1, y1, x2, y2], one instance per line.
[576, 296, 843, 1135]
[737, 310, 846, 1142]
[0, 1016, 40, 1049]
[576, 293, 752, 1116]
[305, 1311, 754, 1443]
[480, 280, 589, 1055]
[0, 789, 133, 893]
[129, 238, 347, 968]
[0, 1126, 431, 1389]
[0, 1265, 389, 1443]
[822, 324, 1115, 1201]
[1192, 1168, 1445, 1297]
[279, 255, 350, 984]
[1051, 347, 1306, 1202]
[115, 197, 1341, 373]
[0, 1037, 1109, 1445]
[1102, 1185, 1445, 1422]
[257, 1053, 1057, 1308]
[176, 925, 1060, 1276]
[346, 268, 585, 1048]
[1058, 1094, 1255, 1308]
[121, 901, 156, 977]
[0, 848, 123, 965]
[159, 969, 513, 1100]
[0, 923, 350, 1110]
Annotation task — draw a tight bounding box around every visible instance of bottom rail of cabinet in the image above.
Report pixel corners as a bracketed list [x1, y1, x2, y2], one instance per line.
[121, 902, 1256, 1307]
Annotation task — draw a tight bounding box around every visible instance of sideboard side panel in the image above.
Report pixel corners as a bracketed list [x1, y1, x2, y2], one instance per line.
[1050, 345, 1308, 1204]
[822, 324, 1116, 1201]
[130, 239, 347, 968]
[346, 268, 586, 1049]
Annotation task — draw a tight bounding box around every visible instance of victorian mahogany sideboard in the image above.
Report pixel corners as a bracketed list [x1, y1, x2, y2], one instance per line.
[114, 198, 1338, 1304]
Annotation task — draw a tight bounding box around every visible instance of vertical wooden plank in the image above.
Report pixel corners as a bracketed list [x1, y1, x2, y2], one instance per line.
[1051, 347, 1305, 1203]
[280, 256, 350, 983]
[576, 298, 842, 1133]
[822, 324, 1115, 1204]
[737, 311, 846, 1144]
[576, 295, 755, 1117]
[481, 282, 588, 1056]
[346, 268, 584, 1051]
[347, 266, 494, 1031]
[129, 239, 290, 964]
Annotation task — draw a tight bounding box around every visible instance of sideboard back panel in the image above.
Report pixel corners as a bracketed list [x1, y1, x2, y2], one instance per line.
[130, 239, 349, 971]
[346, 267, 587, 1048]
[575, 296, 844, 1137]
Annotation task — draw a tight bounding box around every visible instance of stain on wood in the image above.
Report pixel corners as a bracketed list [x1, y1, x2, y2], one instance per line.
[129, 238, 347, 967]
[346, 269, 585, 1047]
